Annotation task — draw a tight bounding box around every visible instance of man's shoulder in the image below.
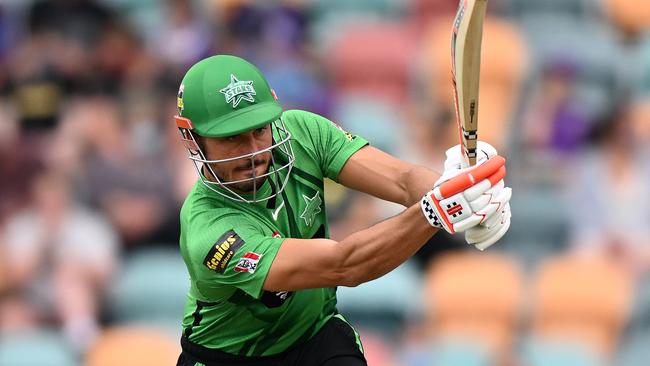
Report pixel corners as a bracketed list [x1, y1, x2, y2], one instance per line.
[282, 109, 340, 150]
[180, 184, 246, 229]
[180, 191, 258, 257]
[282, 109, 318, 122]
[282, 109, 331, 131]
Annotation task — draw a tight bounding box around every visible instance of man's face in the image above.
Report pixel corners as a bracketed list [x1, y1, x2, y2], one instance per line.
[199, 124, 273, 193]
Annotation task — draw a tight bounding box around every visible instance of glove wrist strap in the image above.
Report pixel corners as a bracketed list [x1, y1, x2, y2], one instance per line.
[420, 192, 444, 230]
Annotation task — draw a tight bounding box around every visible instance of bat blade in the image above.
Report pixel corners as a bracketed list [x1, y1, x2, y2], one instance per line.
[451, 0, 488, 166]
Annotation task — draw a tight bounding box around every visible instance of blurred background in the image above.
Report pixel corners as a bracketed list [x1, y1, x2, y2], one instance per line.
[0, 0, 649, 365]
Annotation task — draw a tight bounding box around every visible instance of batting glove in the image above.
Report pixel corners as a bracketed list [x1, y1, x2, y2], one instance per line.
[420, 151, 507, 234]
[428, 141, 513, 249]
[465, 180, 512, 250]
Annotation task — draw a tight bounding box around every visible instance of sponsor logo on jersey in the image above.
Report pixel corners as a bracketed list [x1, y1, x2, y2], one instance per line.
[272, 230, 282, 238]
[203, 230, 245, 273]
[271, 201, 285, 221]
[330, 120, 355, 141]
[234, 252, 261, 273]
[261, 290, 293, 308]
[219, 74, 256, 108]
[300, 191, 322, 227]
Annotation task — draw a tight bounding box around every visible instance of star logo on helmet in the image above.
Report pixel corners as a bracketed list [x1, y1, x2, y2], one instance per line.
[219, 74, 256, 108]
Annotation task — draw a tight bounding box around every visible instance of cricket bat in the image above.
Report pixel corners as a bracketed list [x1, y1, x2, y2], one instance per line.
[451, 0, 488, 166]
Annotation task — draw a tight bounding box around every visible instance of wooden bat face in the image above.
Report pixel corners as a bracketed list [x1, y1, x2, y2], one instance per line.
[451, 0, 488, 166]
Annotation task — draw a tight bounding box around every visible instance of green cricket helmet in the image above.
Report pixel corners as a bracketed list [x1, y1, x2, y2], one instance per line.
[174, 55, 294, 203]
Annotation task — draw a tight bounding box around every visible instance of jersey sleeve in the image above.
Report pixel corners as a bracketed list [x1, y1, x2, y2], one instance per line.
[187, 214, 283, 300]
[288, 110, 369, 181]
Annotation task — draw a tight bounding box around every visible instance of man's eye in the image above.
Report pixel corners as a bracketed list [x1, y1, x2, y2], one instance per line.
[255, 127, 267, 135]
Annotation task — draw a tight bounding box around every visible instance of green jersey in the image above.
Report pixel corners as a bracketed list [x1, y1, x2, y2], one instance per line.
[179, 109, 368, 357]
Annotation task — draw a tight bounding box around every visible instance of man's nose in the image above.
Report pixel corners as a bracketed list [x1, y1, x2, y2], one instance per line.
[240, 133, 261, 155]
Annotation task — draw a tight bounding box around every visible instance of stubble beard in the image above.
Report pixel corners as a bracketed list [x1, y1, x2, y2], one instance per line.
[204, 161, 271, 194]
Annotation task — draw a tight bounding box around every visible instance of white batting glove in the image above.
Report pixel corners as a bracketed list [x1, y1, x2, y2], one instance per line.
[465, 180, 512, 250]
[433, 141, 513, 249]
[420, 150, 507, 234]
[442, 140, 497, 171]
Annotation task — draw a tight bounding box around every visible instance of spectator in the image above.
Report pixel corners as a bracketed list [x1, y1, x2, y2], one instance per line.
[28, 0, 115, 48]
[153, 0, 212, 71]
[567, 99, 650, 277]
[0, 170, 119, 352]
[522, 59, 592, 155]
[71, 97, 180, 248]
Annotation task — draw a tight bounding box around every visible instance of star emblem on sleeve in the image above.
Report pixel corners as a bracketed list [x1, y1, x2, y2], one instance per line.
[219, 74, 256, 108]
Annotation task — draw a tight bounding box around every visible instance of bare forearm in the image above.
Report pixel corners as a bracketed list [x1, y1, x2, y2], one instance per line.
[401, 165, 441, 206]
[338, 204, 437, 286]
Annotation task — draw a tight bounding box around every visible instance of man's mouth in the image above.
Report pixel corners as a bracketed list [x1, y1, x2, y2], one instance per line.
[236, 160, 268, 173]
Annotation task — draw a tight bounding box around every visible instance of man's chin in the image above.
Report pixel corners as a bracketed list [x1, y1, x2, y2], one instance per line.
[230, 176, 268, 194]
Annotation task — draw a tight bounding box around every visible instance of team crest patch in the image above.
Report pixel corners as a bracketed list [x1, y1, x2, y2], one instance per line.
[203, 230, 245, 273]
[300, 192, 322, 227]
[219, 74, 256, 108]
[234, 252, 261, 273]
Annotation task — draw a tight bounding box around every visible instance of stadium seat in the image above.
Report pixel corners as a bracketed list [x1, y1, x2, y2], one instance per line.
[501, 0, 599, 20]
[107, 248, 189, 323]
[409, 0, 461, 31]
[626, 271, 650, 336]
[616, 329, 650, 366]
[423, 252, 523, 357]
[99, 0, 163, 41]
[531, 255, 632, 357]
[400, 339, 494, 366]
[309, 0, 406, 21]
[357, 330, 399, 366]
[422, 16, 528, 151]
[0, 329, 77, 366]
[308, 0, 407, 49]
[632, 35, 650, 96]
[522, 338, 606, 366]
[604, 0, 650, 38]
[494, 189, 570, 268]
[86, 326, 180, 366]
[337, 260, 423, 335]
[324, 22, 417, 104]
[331, 94, 404, 154]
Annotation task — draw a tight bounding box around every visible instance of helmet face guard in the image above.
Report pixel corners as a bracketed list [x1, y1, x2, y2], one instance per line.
[175, 115, 295, 203]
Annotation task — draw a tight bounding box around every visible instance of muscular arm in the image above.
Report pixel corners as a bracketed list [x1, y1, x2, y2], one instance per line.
[264, 204, 437, 291]
[264, 146, 442, 292]
[336, 146, 440, 206]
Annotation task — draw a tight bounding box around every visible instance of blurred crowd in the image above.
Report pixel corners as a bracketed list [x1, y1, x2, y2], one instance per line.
[0, 0, 649, 365]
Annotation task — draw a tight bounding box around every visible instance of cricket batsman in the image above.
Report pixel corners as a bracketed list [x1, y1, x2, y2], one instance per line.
[174, 55, 512, 366]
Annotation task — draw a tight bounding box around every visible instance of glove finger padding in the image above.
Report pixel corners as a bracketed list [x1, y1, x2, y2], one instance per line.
[453, 176, 507, 232]
[482, 206, 504, 227]
[468, 180, 504, 211]
[465, 202, 512, 250]
[474, 215, 511, 251]
[435, 157, 506, 200]
[473, 187, 512, 223]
